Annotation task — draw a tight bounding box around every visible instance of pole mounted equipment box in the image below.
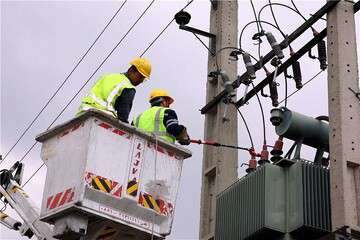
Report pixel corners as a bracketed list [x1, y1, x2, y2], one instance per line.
[35, 110, 192, 239]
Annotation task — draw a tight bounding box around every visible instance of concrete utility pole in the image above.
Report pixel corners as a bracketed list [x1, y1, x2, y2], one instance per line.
[327, 0, 360, 235]
[199, 1, 238, 240]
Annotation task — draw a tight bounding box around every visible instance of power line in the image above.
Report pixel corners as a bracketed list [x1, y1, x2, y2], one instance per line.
[250, 0, 261, 35]
[179, 1, 194, 14]
[19, 142, 37, 163]
[7, 0, 194, 170]
[278, 70, 324, 104]
[284, 74, 289, 107]
[268, 0, 281, 31]
[290, 0, 308, 21]
[140, 0, 194, 57]
[19, 0, 156, 187]
[140, 19, 175, 57]
[22, 163, 44, 188]
[248, 1, 267, 145]
[251, 83, 267, 145]
[249, 0, 262, 59]
[20, 1, 197, 188]
[258, 3, 307, 24]
[19, 1, 198, 188]
[15, 0, 155, 166]
[233, 104, 254, 149]
[1, 0, 128, 166]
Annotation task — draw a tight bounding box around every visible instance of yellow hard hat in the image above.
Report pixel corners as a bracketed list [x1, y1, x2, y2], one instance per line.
[129, 57, 151, 79]
[149, 89, 174, 104]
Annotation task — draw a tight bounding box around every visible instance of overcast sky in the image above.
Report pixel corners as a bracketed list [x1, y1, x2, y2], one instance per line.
[1, 1, 359, 239]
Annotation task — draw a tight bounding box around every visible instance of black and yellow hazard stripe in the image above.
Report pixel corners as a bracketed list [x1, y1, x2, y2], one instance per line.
[96, 226, 117, 240]
[91, 177, 112, 193]
[140, 193, 160, 213]
[126, 179, 138, 197]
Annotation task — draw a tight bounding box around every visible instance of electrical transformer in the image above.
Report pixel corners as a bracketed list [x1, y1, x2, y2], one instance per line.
[215, 161, 331, 240]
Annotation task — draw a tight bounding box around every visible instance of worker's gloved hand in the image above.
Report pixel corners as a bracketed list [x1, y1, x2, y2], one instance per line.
[177, 127, 190, 145]
[178, 138, 191, 145]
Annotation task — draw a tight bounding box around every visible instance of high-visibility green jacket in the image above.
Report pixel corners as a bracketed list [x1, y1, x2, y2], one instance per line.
[134, 106, 176, 143]
[77, 74, 135, 118]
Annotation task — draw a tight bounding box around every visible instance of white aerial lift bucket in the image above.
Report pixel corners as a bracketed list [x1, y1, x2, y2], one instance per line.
[36, 110, 192, 239]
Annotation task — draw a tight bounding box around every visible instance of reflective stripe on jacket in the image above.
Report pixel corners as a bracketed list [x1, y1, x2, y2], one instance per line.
[134, 106, 176, 143]
[77, 74, 135, 117]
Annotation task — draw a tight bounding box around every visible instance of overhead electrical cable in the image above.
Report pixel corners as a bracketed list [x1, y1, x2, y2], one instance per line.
[257, 3, 307, 31]
[290, 0, 308, 21]
[250, 0, 261, 38]
[249, 0, 262, 60]
[233, 104, 254, 149]
[289, 0, 319, 34]
[16, 0, 155, 171]
[263, 3, 307, 21]
[269, 0, 283, 30]
[140, 19, 174, 57]
[284, 74, 288, 107]
[22, 163, 44, 188]
[251, 83, 267, 145]
[278, 69, 324, 104]
[257, 2, 316, 57]
[248, 1, 268, 145]
[0, 0, 128, 166]
[140, 0, 194, 57]
[21, 0, 196, 187]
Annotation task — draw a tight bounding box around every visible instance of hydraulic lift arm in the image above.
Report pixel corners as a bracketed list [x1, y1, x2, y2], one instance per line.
[0, 211, 22, 231]
[0, 162, 55, 240]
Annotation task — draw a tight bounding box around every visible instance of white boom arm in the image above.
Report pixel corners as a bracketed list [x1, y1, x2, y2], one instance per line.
[0, 163, 56, 240]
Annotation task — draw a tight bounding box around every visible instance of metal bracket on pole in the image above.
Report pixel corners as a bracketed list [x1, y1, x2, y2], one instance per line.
[179, 25, 216, 55]
[175, 11, 216, 55]
[179, 25, 216, 39]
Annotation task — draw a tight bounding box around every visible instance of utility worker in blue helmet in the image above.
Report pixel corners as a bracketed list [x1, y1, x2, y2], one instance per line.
[133, 89, 190, 145]
[77, 57, 151, 123]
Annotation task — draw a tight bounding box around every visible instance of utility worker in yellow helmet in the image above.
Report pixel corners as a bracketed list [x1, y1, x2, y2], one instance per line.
[77, 57, 151, 123]
[133, 89, 190, 145]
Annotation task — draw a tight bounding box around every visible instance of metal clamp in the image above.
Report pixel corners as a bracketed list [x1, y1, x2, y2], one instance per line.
[208, 71, 219, 84]
[179, 25, 216, 55]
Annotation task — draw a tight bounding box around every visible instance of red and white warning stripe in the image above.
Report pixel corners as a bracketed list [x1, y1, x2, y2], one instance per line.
[85, 172, 96, 184]
[57, 122, 84, 139]
[109, 183, 122, 197]
[46, 187, 75, 210]
[95, 119, 132, 139]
